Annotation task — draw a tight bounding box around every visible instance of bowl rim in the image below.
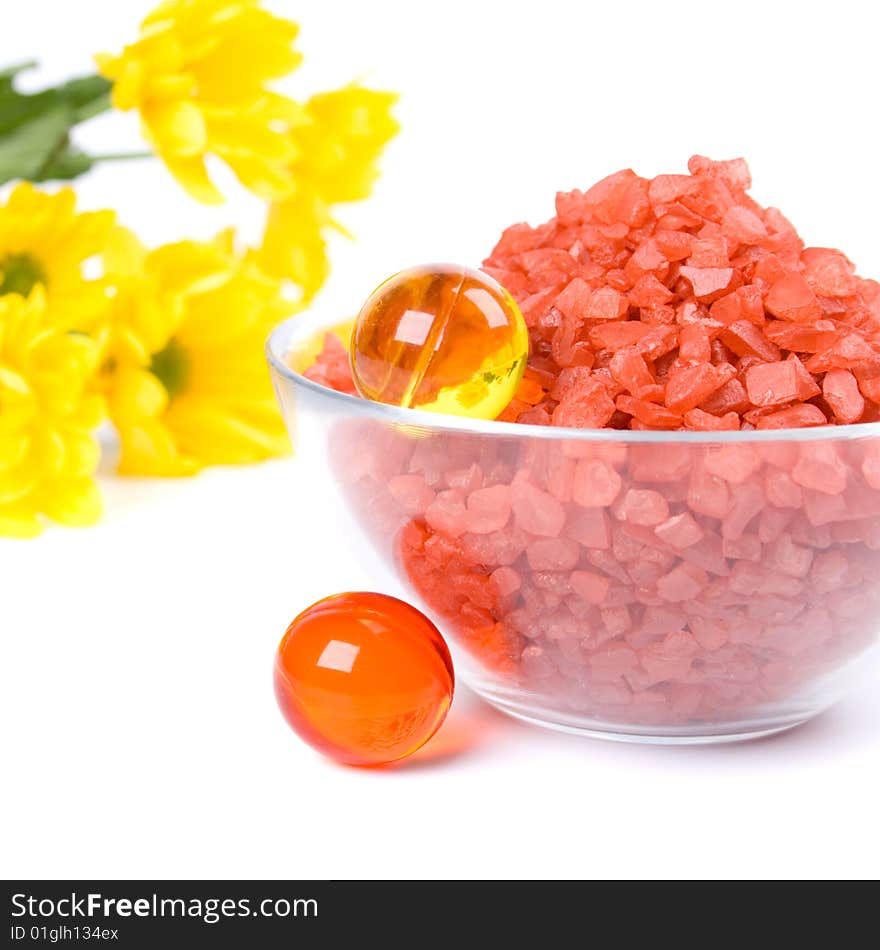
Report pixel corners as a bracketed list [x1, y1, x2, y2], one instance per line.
[266, 312, 880, 445]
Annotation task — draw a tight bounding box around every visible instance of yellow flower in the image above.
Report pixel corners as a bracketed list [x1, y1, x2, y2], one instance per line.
[96, 0, 306, 204]
[0, 289, 105, 538]
[258, 86, 399, 302]
[0, 182, 114, 329]
[101, 229, 292, 475]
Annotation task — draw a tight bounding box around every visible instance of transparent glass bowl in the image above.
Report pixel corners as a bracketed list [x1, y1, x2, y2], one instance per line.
[268, 312, 880, 744]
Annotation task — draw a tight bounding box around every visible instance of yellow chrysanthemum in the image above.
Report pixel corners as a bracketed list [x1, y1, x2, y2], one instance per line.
[96, 0, 306, 204]
[0, 182, 114, 329]
[101, 228, 292, 476]
[258, 86, 399, 302]
[0, 289, 105, 538]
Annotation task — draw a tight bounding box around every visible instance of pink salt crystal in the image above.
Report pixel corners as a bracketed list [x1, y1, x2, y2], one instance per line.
[568, 507, 611, 549]
[745, 360, 800, 407]
[444, 464, 483, 493]
[614, 488, 670, 526]
[767, 533, 814, 578]
[388, 474, 435, 514]
[589, 641, 639, 672]
[755, 404, 827, 429]
[511, 479, 567, 536]
[679, 266, 738, 303]
[704, 444, 760, 484]
[801, 247, 857, 296]
[688, 465, 732, 519]
[649, 174, 698, 203]
[628, 274, 674, 307]
[465, 484, 512, 534]
[600, 605, 631, 636]
[823, 369, 865, 423]
[615, 395, 682, 429]
[491, 565, 522, 599]
[722, 534, 762, 561]
[551, 379, 616, 428]
[757, 506, 795, 543]
[721, 481, 765, 540]
[721, 322, 781, 363]
[683, 408, 740, 431]
[609, 347, 655, 396]
[553, 277, 592, 321]
[806, 333, 880, 374]
[639, 650, 694, 684]
[787, 354, 822, 401]
[655, 229, 693, 261]
[526, 537, 581, 572]
[765, 272, 822, 322]
[572, 458, 622, 507]
[862, 445, 880, 490]
[689, 616, 729, 652]
[764, 320, 840, 352]
[665, 362, 735, 413]
[792, 443, 848, 495]
[520, 645, 555, 679]
[764, 469, 804, 508]
[655, 512, 704, 549]
[570, 570, 611, 604]
[425, 489, 469, 537]
[657, 563, 708, 602]
[721, 206, 767, 243]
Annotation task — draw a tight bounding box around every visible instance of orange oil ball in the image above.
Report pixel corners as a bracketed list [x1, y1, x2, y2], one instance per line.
[349, 263, 529, 419]
[273, 592, 454, 766]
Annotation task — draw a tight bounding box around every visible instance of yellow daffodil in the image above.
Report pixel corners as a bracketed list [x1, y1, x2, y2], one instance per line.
[0, 289, 105, 538]
[101, 228, 292, 476]
[96, 0, 306, 204]
[258, 86, 399, 303]
[0, 182, 114, 329]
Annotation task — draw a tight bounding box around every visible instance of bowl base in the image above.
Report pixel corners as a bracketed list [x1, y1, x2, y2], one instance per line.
[469, 683, 818, 746]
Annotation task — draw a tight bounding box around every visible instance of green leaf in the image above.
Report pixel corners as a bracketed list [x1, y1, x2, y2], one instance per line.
[0, 106, 70, 183]
[34, 146, 94, 182]
[0, 64, 113, 184]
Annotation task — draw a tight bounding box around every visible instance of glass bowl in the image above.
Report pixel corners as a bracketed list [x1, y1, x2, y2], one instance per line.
[267, 311, 880, 744]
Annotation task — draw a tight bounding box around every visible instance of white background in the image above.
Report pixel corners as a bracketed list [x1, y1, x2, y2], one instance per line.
[2, 0, 879, 880]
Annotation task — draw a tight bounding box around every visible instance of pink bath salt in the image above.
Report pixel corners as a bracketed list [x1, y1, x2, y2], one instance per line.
[465, 484, 512, 534]
[567, 507, 611, 549]
[722, 534, 762, 561]
[654, 512, 705, 549]
[765, 272, 822, 323]
[460, 526, 528, 567]
[609, 347, 656, 396]
[589, 642, 639, 672]
[600, 605, 632, 637]
[721, 205, 767, 243]
[665, 362, 736, 414]
[388, 474, 435, 514]
[823, 369, 865, 424]
[862, 445, 880, 490]
[614, 488, 670, 526]
[787, 354, 822, 401]
[755, 404, 828, 429]
[767, 532, 814, 579]
[491, 565, 522, 600]
[639, 650, 695, 685]
[615, 395, 682, 429]
[801, 247, 858, 296]
[679, 266, 738, 303]
[803, 488, 847, 527]
[511, 479, 567, 536]
[570, 569, 611, 604]
[757, 506, 795, 543]
[520, 645, 555, 679]
[792, 443, 848, 495]
[688, 464, 732, 520]
[806, 333, 879, 374]
[683, 408, 741, 431]
[628, 273, 674, 307]
[721, 480, 765, 540]
[720, 321, 780, 362]
[572, 458, 622, 507]
[704, 444, 761, 484]
[586, 286, 630, 321]
[763, 468, 803, 509]
[552, 379, 616, 429]
[424, 489, 469, 537]
[689, 616, 730, 651]
[764, 319, 840, 353]
[656, 563, 708, 602]
[526, 538, 581, 572]
[444, 464, 483, 493]
[745, 360, 800, 407]
[553, 277, 592, 321]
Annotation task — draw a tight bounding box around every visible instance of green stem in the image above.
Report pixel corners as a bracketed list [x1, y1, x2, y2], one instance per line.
[90, 150, 154, 163]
